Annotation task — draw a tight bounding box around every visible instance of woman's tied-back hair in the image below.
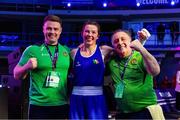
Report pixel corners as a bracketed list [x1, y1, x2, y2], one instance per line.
[43, 15, 62, 26]
[82, 20, 101, 36]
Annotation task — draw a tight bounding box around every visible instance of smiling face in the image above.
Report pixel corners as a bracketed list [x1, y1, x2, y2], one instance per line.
[43, 21, 62, 45]
[82, 23, 99, 47]
[111, 31, 132, 58]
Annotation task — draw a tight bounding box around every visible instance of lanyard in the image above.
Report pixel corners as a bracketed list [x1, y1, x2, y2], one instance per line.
[118, 51, 134, 80]
[44, 43, 59, 71]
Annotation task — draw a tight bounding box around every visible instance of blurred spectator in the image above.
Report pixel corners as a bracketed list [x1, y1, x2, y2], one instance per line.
[129, 28, 135, 40]
[172, 75, 177, 88]
[157, 23, 165, 44]
[158, 51, 179, 89]
[170, 22, 179, 45]
[153, 78, 158, 89]
[175, 71, 180, 111]
[161, 76, 171, 89]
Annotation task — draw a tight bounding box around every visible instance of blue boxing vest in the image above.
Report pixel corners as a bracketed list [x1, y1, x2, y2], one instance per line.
[73, 46, 105, 86]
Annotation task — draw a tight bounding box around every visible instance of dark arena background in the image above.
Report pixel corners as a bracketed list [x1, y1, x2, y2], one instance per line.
[0, 0, 180, 119]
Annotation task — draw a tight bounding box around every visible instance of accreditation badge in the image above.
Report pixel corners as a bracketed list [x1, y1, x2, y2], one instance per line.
[114, 82, 125, 98]
[46, 71, 60, 88]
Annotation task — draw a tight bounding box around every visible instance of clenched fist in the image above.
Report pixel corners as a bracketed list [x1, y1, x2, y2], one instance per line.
[137, 28, 151, 45]
[26, 58, 37, 70]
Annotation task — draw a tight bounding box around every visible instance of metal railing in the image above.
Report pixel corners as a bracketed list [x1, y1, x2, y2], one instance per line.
[0, 32, 179, 49]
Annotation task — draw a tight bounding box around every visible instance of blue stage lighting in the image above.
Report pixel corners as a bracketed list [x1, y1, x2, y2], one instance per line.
[103, 3, 107, 7]
[136, 2, 140, 7]
[67, 2, 71, 7]
[171, 1, 175, 5]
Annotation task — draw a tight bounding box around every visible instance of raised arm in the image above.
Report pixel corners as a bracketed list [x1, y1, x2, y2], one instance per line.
[130, 40, 160, 76]
[100, 45, 113, 56]
[100, 45, 114, 62]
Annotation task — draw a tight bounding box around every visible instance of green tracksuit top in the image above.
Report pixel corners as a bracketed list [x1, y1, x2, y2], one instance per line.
[108, 51, 157, 113]
[18, 43, 70, 106]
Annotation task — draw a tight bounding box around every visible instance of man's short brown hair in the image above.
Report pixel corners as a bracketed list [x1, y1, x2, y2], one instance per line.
[43, 15, 62, 26]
